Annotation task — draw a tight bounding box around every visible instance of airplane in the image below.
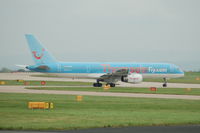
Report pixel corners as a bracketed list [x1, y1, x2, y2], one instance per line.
[23, 34, 184, 87]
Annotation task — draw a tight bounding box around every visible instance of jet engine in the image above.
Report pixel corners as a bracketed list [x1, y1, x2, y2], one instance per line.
[121, 73, 143, 84]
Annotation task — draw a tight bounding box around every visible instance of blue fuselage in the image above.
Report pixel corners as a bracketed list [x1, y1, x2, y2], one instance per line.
[28, 62, 184, 76]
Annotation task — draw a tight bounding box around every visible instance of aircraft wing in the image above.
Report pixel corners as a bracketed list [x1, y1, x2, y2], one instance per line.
[36, 65, 50, 70]
[98, 69, 129, 83]
[16, 64, 28, 69]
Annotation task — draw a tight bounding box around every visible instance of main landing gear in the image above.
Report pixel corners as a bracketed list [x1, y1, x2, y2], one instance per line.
[93, 83, 102, 87]
[106, 83, 115, 87]
[93, 79, 102, 87]
[93, 80, 116, 87]
[163, 78, 167, 87]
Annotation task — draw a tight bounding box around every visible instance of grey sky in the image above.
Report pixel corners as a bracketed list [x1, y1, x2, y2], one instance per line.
[0, 0, 199, 70]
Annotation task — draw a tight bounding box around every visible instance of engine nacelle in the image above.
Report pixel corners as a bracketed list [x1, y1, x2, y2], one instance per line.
[121, 73, 143, 84]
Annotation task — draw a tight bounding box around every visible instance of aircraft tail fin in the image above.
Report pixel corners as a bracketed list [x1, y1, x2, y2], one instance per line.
[25, 34, 57, 64]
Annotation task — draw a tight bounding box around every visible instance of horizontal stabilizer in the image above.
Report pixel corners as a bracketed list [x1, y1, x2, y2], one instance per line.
[15, 64, 28, 69]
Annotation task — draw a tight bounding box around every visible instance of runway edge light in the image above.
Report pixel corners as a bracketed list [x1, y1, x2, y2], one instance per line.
[186, 88, 192, 92]
[104, 85, 111, 90]
[150, 87, 157, 92]
[76, 96, 83, 102]
[0, 81, 6, 85]
[41, 81, 46, 85]
[24, 81, 30, 85]
[17, 80, 24, 82]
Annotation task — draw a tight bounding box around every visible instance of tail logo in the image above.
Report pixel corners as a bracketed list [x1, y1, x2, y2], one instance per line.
[32, 48, 45, 60]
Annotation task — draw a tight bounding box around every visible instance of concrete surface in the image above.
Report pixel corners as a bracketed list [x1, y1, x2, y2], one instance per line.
[1, 85, 200, 100]
[1, 73, 200, 88]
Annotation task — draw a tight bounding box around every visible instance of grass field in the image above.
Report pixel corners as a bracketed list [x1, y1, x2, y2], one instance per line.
[0, 80, 91, 86]
[144, 72, 200, 84]
[0, 93, 200, 130]
[27, 87, 200, 96]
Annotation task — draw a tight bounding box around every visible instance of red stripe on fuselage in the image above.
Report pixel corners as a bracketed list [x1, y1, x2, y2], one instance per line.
[101, 64, 148, 73]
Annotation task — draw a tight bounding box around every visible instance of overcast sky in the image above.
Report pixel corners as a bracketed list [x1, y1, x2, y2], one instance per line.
[0, 0, 199, 71]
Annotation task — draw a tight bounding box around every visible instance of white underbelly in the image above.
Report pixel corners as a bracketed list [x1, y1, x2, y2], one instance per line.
[142, 73, 184, 78]
[46, 73, 184, 79]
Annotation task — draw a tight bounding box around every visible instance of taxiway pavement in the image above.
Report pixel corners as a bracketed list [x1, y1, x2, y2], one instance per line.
[0, 73, 200, 88]
[0, 85, 200, 100]
[1, 125, 200, 133]
[1, 73, 200, 100]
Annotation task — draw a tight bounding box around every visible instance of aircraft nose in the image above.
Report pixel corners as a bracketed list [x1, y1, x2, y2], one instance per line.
[180, 69, 184, 74]
[179, 68, 184, 76]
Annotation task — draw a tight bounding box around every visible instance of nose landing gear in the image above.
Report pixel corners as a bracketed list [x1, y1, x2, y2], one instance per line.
[163, 78, 167, 87]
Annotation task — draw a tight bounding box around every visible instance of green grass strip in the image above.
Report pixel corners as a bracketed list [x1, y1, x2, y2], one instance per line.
[0, 93, 200, 130]
[27, 87, 200, 96]
[0, 80, 91, 86]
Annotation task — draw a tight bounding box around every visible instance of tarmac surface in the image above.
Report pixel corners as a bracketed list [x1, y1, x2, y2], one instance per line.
[1, 72, 200, 88]
[1, 85, 200, 100]
[1, 73, 200, 100]
[1, 125, 200, 133]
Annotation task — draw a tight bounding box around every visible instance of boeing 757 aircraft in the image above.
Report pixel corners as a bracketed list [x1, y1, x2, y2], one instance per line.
[23, 34, 184, 87]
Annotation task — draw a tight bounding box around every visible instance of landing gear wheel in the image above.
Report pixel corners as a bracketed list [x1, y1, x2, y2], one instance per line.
[163, 83, 167, 87]
[93, 83, 102, 87]
[163, 78, 167, 87]
[93, 83, 97, 87]
[93, 79, 103, 87]
[108, 83, 115, 87]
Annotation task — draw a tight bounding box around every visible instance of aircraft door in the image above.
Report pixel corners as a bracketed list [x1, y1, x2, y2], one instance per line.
[57, 64, 61, 72]
[170, 64, 175, 73]
[86, 65, 91, 73]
